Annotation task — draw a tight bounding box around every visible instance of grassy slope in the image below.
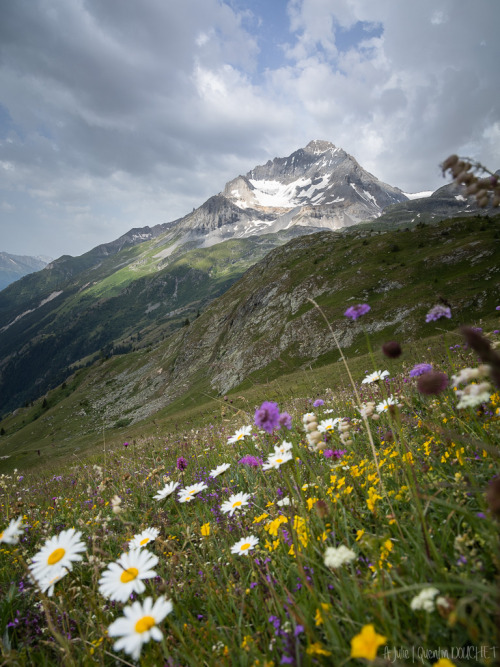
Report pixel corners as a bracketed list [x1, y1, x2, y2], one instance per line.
[0, 214, 499, 473]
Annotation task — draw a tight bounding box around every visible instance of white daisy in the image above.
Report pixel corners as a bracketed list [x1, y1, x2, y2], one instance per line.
[273, 440, 293, 456]
[177, 482, 208, 503]
[108, 596, 173, 661]
[35, 570, 68, 597]
[98, 549, 159, 603]
[317, 417, 342, 432]
[227, 426, 252, 444]
[220, 492, 252, 517]
[262, 450, 293, 471]
[324, 545, 356, 569]
[153, 481, 179, 501]
[362, 370, 390, 384]
[230, 535, 259, 556]
[376, 396, 400, 413]
[128, 527, 160, 551]
[0, 516, 24, 545]
[209, 463, 231, 478]
[29, 528, 86, 593]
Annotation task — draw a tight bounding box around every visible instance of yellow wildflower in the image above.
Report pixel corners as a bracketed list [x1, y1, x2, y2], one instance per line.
[306, 643, 331, 657]
[350, 624, 387, 661]
[200, 523, 210, 537]
[265, 515, 288, 536]
[253, 513, 269, 524]
[306, 497, 318, 511]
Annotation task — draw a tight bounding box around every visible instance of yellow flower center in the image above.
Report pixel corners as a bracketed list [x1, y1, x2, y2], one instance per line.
[232, 501, 242, 507]
[139, 537, 150, 545]
[240, 542, 251, 551]
[0, 531, 4, 540]
[134, 615, 156, 634]
[276, 458, 283, 463]
[48, 548, 65, 565]
[120, 567, 139, 583]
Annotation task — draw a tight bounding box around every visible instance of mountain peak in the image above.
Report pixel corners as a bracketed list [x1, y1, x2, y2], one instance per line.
[304, 139, 337, 154]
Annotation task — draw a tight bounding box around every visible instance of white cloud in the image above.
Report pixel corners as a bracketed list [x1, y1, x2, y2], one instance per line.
[0, 0, 498, 256]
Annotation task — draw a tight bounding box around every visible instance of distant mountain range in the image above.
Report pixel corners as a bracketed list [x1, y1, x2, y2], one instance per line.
[0, 253, 52, 290]
[0, 140, 495, 414]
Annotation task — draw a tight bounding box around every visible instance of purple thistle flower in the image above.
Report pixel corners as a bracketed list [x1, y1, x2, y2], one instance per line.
[409, 363, 433, 378]
[176, 456, 188, 471]
[278, 412, 292, 430]
[344, 303, 371, 320]
[255, 401, 281, 433]
[239, 455, 263, 467]
[425, 304, 452, 322]
[313, 399, 324, 407]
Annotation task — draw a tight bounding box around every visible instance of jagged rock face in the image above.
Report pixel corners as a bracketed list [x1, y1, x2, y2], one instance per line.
[180, 140, 408, 240]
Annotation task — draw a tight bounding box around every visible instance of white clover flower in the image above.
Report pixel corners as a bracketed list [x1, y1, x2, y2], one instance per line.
[456, 382, 492, 409]
[153, 481, 179, 501]
[128, 527, 159, 551]
[227, 426, 252, 444]
[324, 545, 356, 569]
[361, 370, 390, 384]
[99, 549, 159, 603]
[410, 587, 440, 612]
[262, 451, 293, 471]
[220, 492, 252, 517]
[108, 596, 173, 661]
[0, 516, 24, 545]
[230, 535, 259, 556]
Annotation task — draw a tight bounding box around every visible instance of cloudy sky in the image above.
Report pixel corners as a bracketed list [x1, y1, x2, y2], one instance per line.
[1, 0, 499, 259]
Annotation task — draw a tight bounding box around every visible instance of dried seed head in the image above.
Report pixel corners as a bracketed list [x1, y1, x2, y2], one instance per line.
[417, 370, 449, 395]
[382, 340, 402, 358]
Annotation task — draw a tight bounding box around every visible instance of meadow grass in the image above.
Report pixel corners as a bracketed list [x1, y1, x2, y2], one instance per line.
[0, 315, 499, 666]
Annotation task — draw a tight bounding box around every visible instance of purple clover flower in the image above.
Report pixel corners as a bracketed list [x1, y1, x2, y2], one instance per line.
[278, 412, 292, 430]
[255, 401, 281, 433]
[239, 455, 263, 467]
[409, 363, 433, 378]
[313, 399, 324, 407]
[176, 456, 188, 471]
[344, 303, 371, 320]
[324, 448, 347, 460]
[425, 304, 452, 322]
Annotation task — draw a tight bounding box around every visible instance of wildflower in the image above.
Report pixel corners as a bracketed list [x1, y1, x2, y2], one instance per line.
[350, 624, 387, 661]
[410, 587, 440, 612]
[238, 455, 263, 467]
[221, 492, 252, 517]
[254, 401, 281, 433]
[108, 596, 173, 661]
[201, 523, 210, 537]
[317, 417, 341, 432]
[426, 304, 452, 322]
[382, 340, 402, 358]
[128, 527, 159, 551]
[111, 495, 124, 514]
[409, 363, 433, 377]
[362, 370, 389, 384]
[227, 426, 252, 444]
[230, 535, 259, 556]
[274, 440, 293, 455]
[98, 549, 159, 602]
[417, 371, 448, 395]
[456, 382, 492, 408]
[0, 516, 24, 545]
[176, 457, 188, 471]
[324, 545, 356, 568]
[344, 303, 371, 320]
[302, 412, 316, 424]
[434, 660, 457, 667]
[262, 451, 293, 471]
[153, 481, 180, 501]
[279, 412, 292, 429]
[276, 496, 292, 507]
[29, 529, 86, 595]
[376, 396, 400, 413]
[178, 482, 208, 503]
[265, 515, 288, 536]
[358, 401, 376, 418]
[306, 642, 331, 656]
[209, 463, 231, 478]
[313, 399, 324, 407]
[452, 365, 490, 386]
